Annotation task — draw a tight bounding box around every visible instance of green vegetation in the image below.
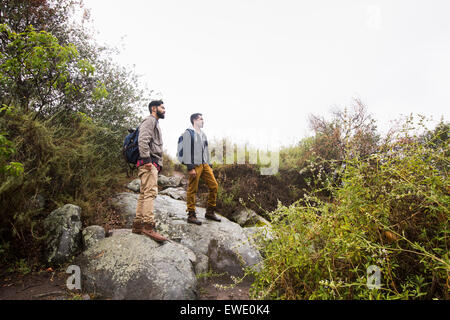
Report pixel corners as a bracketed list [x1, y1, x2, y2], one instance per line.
[0, 1, 447, 300]
[196, 269, 227, 281]
[0, 0, 146, 263]
[7, 258, 33, 275]
[248, 117, 449, 300]
[212, 102, 448, 300]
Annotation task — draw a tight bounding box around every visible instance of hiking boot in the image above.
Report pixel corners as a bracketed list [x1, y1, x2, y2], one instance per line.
[187, 211, 202, 225]
[142, 222, 168, 243]
[132, 220, 143, 234]
[205, 207, 221, 222]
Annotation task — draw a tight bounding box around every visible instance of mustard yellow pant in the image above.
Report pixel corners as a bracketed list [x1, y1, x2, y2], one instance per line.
[135, 165, 158, 224]
[186, 164, 218, 212]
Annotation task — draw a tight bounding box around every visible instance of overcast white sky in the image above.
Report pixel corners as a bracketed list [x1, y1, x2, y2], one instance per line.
[82, 0, 449, 157]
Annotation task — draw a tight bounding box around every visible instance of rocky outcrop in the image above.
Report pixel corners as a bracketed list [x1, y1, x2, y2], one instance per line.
[108, 193, 262, 277]
[41, 167, 272, 300]
[126, 174, 184, 193]
[230, 208, 271, 227]
[110, 193, 138, 228]
[77, 192, 262, 299]
[75, 231, 197, 300]
[43, 204, 82, 265]
[126, 179, 140, 193]
[82, 225, 106, 250]
[153, 195, 262, 277]
[157, 175, 183, 189]
[159, 187, 186, 200]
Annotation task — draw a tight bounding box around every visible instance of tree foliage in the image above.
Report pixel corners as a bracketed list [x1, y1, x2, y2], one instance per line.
[0, 0, 147, 262]
[0, 0, 80, 35]
[0, 23, 101, 116]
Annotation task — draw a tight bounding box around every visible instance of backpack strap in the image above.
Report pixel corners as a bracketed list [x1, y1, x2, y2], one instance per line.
[186, 129, 195, 168]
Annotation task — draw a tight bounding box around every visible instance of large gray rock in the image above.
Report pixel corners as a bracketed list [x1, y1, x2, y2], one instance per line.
[110, 193, 139, 228]
[158, 175, 182, 189]
[126, 179, 140, 193]
[110, 193, 262, 277]
[231, 208, 271, 227]
[153, 195, 262, 277]
[82, 225, 106, 250]
[43, 204, 82, 265]
[127, 175, 185, 193]
[82, 193, 262, 299]
[159, 187, 186, 201]
[76, 232, 197, 300]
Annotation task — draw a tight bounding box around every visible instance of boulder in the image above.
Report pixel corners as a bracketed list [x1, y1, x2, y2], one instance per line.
[159, 187, 186, 201]
[126, 179, 140, 193]
[153, 195, 262, 277]
[127, 175, 185, 193]
[110, 193, 262, 277]
[81, 193, 263, 299]
[110, 193, 139, 228]
[43, 204, 82, 265]
[231, 208, 271, 227]
[158, 175, 182, 189]
[76, 231, 197, 300]
[82, 225, 106, 250]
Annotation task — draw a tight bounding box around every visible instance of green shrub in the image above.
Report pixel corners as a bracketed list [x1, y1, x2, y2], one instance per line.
[0, 4, 147, 265]
[0, 107, 127, 259]
[249, 120, 449, 300]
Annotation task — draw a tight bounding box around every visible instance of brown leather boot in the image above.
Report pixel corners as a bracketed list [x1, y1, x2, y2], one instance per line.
[132, 220, 143, 234]
[205, 207, 221, 222]
[142, 222, 168, 243]
[187, 211, 202, 225]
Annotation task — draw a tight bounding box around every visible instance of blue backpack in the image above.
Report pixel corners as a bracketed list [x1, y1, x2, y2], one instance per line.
[123, 127, 140, 165]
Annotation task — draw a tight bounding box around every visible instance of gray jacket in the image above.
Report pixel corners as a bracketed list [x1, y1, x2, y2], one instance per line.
[179, 127, 210, 171]
[138, 115, 163, 167]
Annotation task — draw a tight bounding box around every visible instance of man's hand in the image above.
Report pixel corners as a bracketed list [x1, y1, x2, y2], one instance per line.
[188, 169, 197, 178]
[144, 163, 153, 169]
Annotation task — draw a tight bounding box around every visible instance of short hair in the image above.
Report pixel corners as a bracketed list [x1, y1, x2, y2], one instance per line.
[190, 113, 202, 125]
[148, 100, 164, 113]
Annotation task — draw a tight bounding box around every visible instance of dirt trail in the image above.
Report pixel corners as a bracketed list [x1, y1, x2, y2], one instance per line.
[0, 268, 72, 300]
[0, 267, 251, 300]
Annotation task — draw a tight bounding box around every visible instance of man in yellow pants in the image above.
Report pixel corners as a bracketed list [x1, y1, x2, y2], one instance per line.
[178, 113, 221, 225]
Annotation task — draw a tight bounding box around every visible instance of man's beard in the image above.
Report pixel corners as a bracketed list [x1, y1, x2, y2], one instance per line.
[157, 111, 165, 119]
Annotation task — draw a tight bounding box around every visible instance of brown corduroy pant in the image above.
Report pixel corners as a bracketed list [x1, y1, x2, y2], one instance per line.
[186, 164, 218, 212]
[135, 164, 158, 224]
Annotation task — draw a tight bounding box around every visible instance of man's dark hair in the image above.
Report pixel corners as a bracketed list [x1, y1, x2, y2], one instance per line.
[149, 100, 164, 113]
[190, 113, 202, 125]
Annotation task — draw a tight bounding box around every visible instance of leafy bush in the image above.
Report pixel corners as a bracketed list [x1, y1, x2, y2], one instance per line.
[0, 23, 101, 115]
[0, 107, 128, 259]
[278, 99, 380, 199]
[249, 119, 449, 300]
[0, 1, 146, 263]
